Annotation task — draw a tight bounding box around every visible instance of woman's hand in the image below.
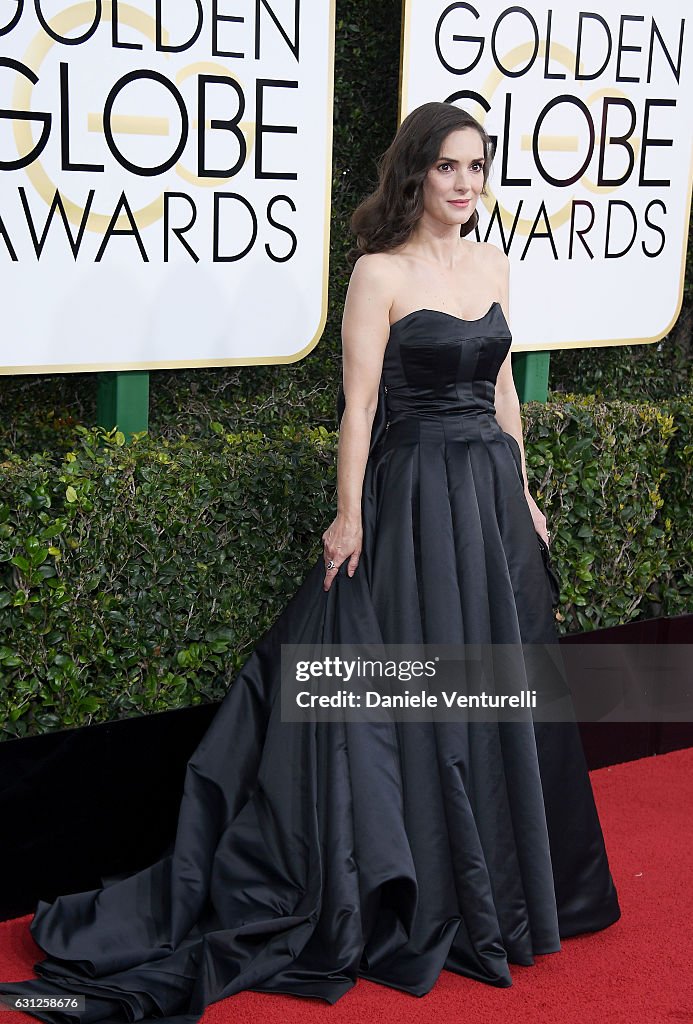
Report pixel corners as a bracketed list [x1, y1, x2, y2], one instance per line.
[525, 490, 550, 546]
[322, 514, 363, 592]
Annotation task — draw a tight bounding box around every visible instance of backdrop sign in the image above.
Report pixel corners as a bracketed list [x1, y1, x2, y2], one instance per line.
[0, 0, 335, 373]
[401, 2, 693, 350]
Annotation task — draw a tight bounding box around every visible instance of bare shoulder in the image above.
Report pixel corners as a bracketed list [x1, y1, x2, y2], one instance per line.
[348, 251, 399, 290]
[472, 242, 509, 294]
[474, 240, 509, 270]
[344, 252, 400, 314]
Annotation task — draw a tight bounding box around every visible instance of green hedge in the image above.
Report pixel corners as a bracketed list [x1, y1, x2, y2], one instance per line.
[1, 394, 691, 740]
[0, 424, 333, 739]
[525, 394, 691, 628]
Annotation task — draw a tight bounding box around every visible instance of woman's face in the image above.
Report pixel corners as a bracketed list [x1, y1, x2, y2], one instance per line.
[420, 127, 486, 227]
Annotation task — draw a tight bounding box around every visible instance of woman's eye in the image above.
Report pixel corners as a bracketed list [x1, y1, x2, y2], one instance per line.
[438, 163, 452, 171]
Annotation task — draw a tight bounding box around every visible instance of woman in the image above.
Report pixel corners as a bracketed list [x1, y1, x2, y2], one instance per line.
[323, 102, 549, 593]
[0, 102, 620, 1024]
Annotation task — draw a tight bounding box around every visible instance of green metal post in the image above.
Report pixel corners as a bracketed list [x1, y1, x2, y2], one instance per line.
[512, 352, 550, 403]
[96, 371, 150, 440]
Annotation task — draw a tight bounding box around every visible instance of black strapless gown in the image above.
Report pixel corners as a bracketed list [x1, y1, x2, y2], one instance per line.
[0, 306, 621, 1024]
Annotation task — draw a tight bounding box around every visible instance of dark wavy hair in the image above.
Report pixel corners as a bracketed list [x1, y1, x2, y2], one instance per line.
[347, 102, 494, 266]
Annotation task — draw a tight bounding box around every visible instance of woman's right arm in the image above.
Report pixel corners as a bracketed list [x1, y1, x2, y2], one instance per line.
[322, 255, 392, 592]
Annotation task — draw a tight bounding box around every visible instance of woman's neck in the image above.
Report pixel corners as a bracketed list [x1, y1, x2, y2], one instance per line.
[405, 223, 469, 268]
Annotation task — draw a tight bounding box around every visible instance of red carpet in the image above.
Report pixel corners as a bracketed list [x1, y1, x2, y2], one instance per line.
[2, 747, 692, 1024]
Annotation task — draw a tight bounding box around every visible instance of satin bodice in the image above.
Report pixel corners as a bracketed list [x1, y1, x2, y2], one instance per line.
[382, 303, 512, 424]
[335, 303, 514, 455]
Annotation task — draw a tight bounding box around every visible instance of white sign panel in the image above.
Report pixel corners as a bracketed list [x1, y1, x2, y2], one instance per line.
[401, 2, 693, 350]
[0, 1, 335, 373]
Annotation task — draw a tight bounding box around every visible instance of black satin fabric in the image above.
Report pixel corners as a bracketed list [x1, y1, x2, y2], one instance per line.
[0, 306, 620, 1024]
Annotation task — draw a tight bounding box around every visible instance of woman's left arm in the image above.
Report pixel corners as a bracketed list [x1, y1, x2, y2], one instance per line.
[491, 247, 550, 545]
